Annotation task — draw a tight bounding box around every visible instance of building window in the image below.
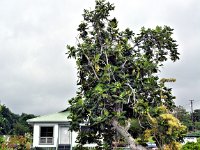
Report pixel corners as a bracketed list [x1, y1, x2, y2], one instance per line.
[39, 126, 54, 145]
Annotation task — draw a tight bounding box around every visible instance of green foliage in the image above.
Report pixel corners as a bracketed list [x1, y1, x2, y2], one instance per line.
[67, 0, 183, 149]
[14, 113, 35, 135]
[193, 109, 200, 122]
[181, 142, 200, 150]
[128, 119, 143, 138]
[174, 106, 193, 131]
[187, 131, 200, 137]
[0, 104, 36, 135]
[0, 136, 4, 145]
[181, 136, 200, 150]
[195, 122, 200, 130]
[13, 122, 29, 135]
[0, 104, 19, 135]
[1, 135, 31, 150]
[197, 138, 200, 143]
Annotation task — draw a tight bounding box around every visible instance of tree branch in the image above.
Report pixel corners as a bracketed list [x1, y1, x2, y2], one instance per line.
[111, 118, 147, 150]
[84, 53, 99, 80]
[125, 83, 136, 103]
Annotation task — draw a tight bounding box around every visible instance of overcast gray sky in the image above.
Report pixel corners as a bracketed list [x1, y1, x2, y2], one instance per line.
[0, 0, 200, 115]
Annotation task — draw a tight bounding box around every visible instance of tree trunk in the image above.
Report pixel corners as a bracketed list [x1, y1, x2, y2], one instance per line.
[111, 119, 147, 150]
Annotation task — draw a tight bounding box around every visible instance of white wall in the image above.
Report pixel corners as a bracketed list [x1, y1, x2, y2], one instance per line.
[71, 131, 78, 147]
[33, 123, 59, 148]
[182, 137, 197, 144]
[32, 123, 97, 148]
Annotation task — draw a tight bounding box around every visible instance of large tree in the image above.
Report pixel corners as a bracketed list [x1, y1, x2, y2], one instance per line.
[67, 0, 186, 149]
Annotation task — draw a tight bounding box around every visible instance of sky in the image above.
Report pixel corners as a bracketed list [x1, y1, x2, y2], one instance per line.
[0, 0, 200, 115]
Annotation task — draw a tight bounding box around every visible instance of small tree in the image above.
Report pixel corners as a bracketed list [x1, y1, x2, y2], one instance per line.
[67, 0, 186, 149]
[193, 109, 200, 122]
[174, 105, 193, 131]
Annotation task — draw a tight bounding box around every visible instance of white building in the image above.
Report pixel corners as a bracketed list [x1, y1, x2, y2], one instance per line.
[27, 109, 131, 149]
[182, 135, 199, 144]
[27, 110, 78, 150]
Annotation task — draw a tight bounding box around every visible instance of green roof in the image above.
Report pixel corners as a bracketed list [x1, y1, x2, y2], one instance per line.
[27, 110, 70, 123]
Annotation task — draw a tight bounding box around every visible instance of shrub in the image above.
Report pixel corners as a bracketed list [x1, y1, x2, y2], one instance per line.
[1, 135, 31, 150]
[181, 142, 200, 150]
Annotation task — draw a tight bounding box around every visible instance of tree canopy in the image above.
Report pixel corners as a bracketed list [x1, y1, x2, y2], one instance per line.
[193, 109, 200, 122]
[67, 0, 186, 149]
[0, 104, 35, 135]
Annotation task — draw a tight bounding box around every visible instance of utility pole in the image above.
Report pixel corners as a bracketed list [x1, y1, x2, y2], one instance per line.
[189, 100, 194, 131]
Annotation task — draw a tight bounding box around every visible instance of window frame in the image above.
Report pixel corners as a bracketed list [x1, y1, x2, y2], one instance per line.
[39, 126, 54, 145]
